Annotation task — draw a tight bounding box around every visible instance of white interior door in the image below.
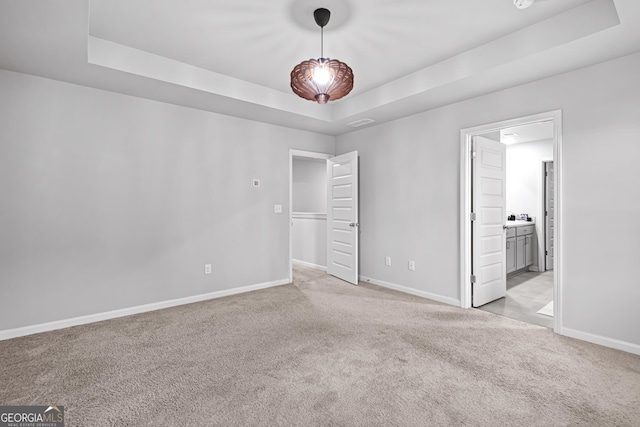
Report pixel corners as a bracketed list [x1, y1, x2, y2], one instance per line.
[326, 151, 359, 285]
[472, 136, 507, 307]
[545, 161, 555, 270]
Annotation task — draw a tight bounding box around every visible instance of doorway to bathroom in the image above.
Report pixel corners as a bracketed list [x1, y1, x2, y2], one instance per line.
[460, 110, 562, 331]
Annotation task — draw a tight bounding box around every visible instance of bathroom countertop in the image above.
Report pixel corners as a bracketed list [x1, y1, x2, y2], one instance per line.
[505, 220, 534, 227]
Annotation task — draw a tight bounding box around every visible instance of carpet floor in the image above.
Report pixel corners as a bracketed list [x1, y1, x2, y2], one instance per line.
[1, 265, 639, 426]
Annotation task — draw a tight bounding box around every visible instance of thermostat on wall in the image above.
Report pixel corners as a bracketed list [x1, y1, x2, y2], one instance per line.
[251, 179, 261, 188]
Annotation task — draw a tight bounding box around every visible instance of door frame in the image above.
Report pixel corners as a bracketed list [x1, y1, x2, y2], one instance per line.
[288, 149, 333, 283]
[459, 110, 563, 333]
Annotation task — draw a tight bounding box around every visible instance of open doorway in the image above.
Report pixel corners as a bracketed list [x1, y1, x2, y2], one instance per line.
[288, 149, 360, 285]
[288, 150, 332, 283]
[460, 111, 562, 332]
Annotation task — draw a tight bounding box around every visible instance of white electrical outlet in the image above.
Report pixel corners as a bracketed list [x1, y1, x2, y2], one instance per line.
[385, 256, 392, 266]
[274, 204, 283, 213]
[408, 260, 416, 271]
[204, 264, 212, 275]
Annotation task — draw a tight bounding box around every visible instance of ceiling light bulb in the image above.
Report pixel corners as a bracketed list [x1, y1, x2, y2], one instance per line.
[513, 0, 535, 9]
[313, 65, 331, 85]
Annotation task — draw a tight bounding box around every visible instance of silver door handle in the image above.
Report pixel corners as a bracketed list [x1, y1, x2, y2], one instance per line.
[349, 222, 359, 227]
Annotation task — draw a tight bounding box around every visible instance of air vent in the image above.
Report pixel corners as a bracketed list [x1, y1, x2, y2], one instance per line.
[347, 118, 375, 128]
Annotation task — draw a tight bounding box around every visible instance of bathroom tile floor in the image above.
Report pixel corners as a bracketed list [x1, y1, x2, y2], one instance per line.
[477, 270, 554, 328]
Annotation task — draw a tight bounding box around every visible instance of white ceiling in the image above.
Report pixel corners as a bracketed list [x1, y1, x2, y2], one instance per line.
[501, 121, 554, 145]
[1, 0, 639, 135]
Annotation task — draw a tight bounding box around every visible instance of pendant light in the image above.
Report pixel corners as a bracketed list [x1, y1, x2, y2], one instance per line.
[290, 8, 354, 104]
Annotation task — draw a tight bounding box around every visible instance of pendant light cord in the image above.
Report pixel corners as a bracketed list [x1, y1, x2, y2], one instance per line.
[320, 26, 324, 58]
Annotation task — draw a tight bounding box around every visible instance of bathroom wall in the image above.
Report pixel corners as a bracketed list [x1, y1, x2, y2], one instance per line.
[506, 139, 554, 270]
[506, 139, 553, 220]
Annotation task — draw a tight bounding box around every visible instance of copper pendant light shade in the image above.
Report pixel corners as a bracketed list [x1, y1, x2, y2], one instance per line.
[290, 8, 354, 104]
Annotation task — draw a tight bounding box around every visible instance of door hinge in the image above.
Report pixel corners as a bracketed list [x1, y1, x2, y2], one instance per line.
[546, 250, 548, 255]
[470, 274, 476, 284]
[545, 211, 548, 216]
[471, 151, 477, 159]
[470, 212, 477, 221]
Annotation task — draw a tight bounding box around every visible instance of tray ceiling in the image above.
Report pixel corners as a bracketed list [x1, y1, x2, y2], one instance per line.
[1, 0, 639, 135]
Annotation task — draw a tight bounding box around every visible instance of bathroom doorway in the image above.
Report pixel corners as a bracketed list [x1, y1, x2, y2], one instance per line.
[460, 110, 562, 331]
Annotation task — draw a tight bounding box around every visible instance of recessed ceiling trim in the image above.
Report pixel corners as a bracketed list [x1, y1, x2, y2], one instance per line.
[1, 0, 635, 136]
[332, 0, 620, 121]
[87, 36, 333, 122]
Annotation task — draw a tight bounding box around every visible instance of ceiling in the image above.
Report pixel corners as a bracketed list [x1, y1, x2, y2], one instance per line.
[1, 0, 639, 135]
[501, 121, 554, 145]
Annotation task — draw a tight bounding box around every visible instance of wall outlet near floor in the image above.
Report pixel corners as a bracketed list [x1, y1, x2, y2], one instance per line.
[274, 204, 283, 213]
[408, 260, 416, 271]
[204, 264, 212, 275]
[385, 256, 392, 266]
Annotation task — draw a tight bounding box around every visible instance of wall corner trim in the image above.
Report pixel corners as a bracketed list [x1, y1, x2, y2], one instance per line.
[292, 259, 327, 271]
[359, 275, 461, 307]
[559, 327, 640, 356]
[0, 278, 290, 342]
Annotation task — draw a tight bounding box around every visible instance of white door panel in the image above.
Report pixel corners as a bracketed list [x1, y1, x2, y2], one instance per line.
[327, 151, 359, 284]
[472, 136, 507, 307]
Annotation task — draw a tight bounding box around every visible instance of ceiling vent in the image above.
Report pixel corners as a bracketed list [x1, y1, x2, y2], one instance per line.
[347, 118, 375, 128]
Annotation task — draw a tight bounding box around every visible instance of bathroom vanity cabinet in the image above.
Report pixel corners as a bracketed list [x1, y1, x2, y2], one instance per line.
[506, 222, 534, 275]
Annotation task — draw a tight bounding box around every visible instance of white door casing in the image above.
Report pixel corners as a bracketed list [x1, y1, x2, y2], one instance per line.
[472, 136, 507, 307]
[326, 151, 359, 285]
[545, 161, 555, 271]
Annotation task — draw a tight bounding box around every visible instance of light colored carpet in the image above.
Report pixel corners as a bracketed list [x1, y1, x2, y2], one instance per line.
[1, 265, 639, 426]
[537, 301, 554, 317]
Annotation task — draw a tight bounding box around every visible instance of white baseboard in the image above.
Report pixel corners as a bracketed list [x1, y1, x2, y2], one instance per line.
[359, 275, 461, 307]
[292, 259, 327, 271]
[0, 278, 290, 342]
[560, 326, 640, 356]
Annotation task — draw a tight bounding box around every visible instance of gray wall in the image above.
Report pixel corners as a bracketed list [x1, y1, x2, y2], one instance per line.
[2, 53, 639, 352]
[0, 69, 334, 330]
[292, 158, 327, 213]
[336, 53, 640, 349]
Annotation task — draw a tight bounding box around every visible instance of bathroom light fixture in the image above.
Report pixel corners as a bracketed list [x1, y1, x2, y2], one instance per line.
[290, 8, 354, 104]
[513, 0, 535, 9]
